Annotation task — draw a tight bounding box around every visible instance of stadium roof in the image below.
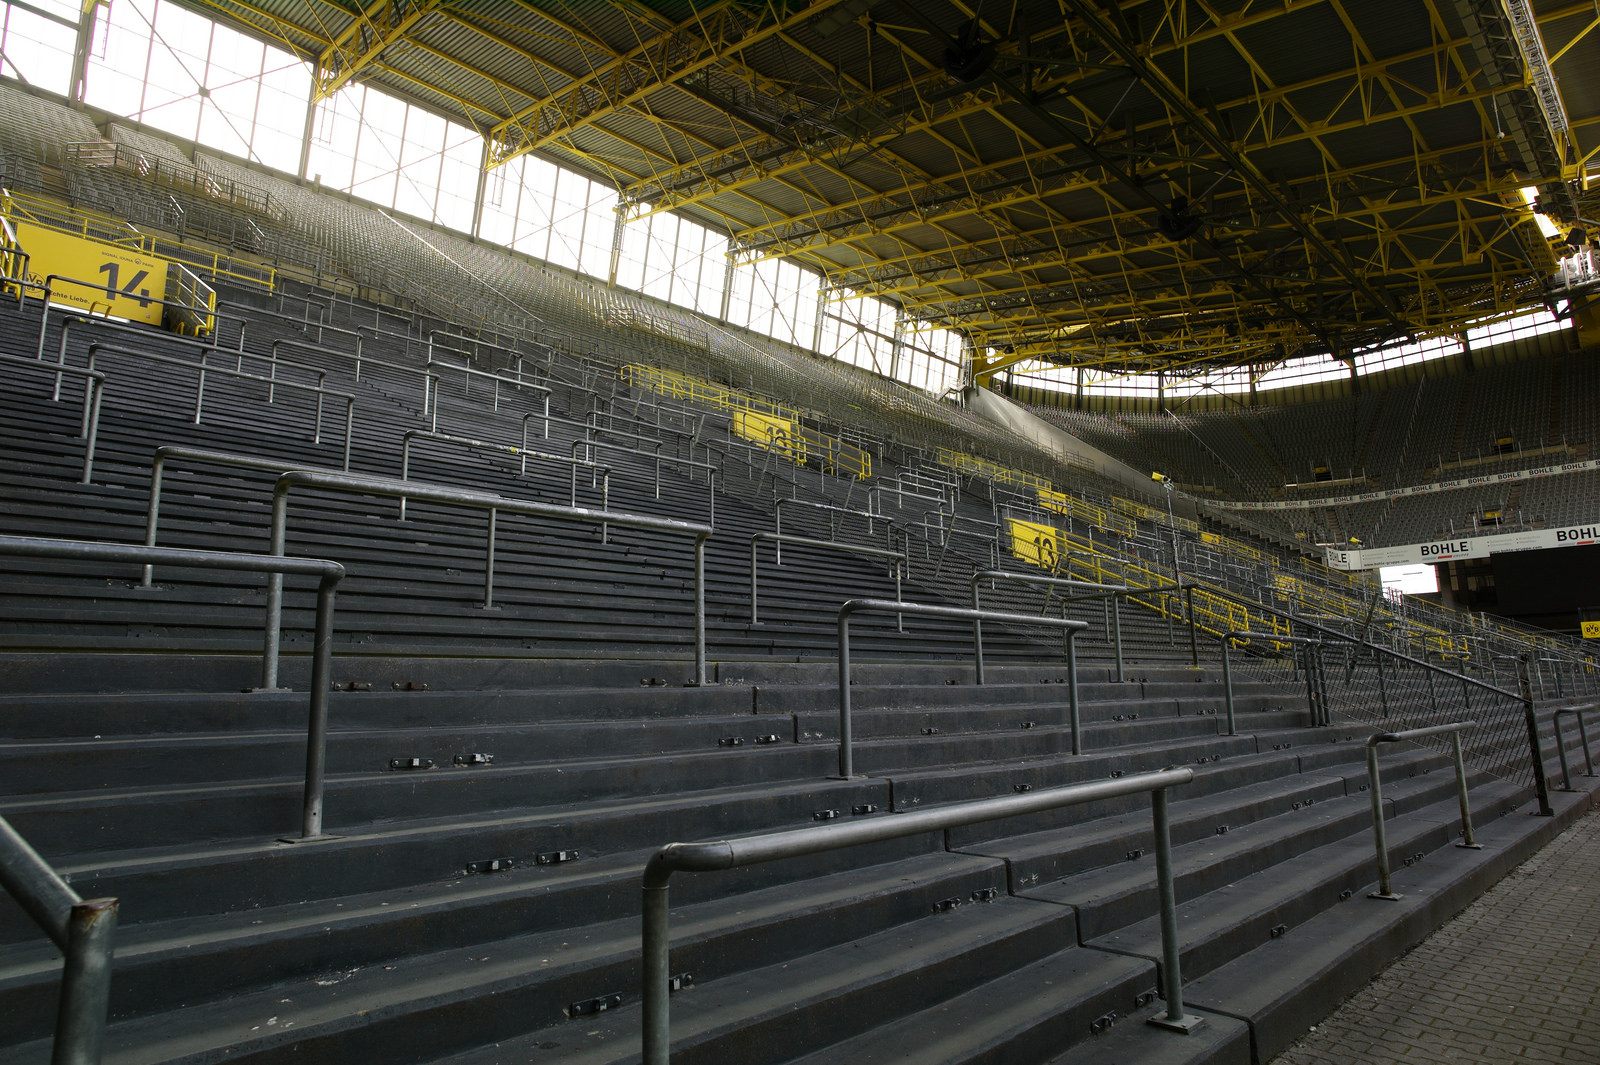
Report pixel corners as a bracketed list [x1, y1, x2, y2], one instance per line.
[191, 0, 1600, 376]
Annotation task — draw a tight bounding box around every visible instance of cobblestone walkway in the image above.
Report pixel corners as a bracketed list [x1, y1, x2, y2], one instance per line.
[1272, 804, 1600, 1065]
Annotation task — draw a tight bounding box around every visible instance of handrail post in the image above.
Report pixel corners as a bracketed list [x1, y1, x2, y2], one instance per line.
[1551, 709, 1595, 791]
[1112, 595, 1124, 683]
[693, 533, 708, 688]
[1452, 732, 1481, 850]
[53, 897, 119, 1065]
[483, 509, 497, 609]
[750, 537, 761, 625]
[300, 575, 338, 840]
[1221, 637, 1237, 737]
[1366, 740, 1400, 900]
[1146, 785, 1204, 1032]
[642, 859, 673, 1065]
[838, 607, 854, 779]
[1066, 631, 1082, 755]
[969, 574, 985, 685]
[1185, 585, 1199, 666]
[1518, 654, 1555, 816]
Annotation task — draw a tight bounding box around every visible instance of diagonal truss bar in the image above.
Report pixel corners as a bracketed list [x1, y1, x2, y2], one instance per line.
[487, 0, 850, 170]
[1056, 0, 1411, 340]
[315, 0, 444, 101]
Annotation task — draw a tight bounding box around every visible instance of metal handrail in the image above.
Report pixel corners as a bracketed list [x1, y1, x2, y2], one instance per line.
[426, 354, 552, 417]
[838, 599, 1090, 776]
[400, 429, 612, 524]
[775, 498, 892, 564]
[33, 272, 251, 360]
[869, 483, 947, 515]
[55, 316, 325, 401]
[1553, 707, 1597, 791]
[263, 469, 713, 687]
[272, 337, 439, 423]
[0, 534, 343, 838]
[140, 447, 346, 588]
[86, 343, 356, 469]
[0, 352, 104, 484]
[0, 816, 117, 1065]
[640, 766, 1203, 1064]
[427, 327, 520, 365]
[1181, 584, 1556, 814]
[749, 533, 906, 627]
[970, 570, 1144, 682]
[1220, 631, 1329, 735]
[1365, 722, 1480, 901]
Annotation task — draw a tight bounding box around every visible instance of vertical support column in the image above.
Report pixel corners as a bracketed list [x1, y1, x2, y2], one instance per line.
[1366, 744, 1400, 900]
[1146, 787, 1204, 1033]
[641, 874, 671, 1065]
[53, 897, 119, 1065]
[837, 612, 854, 779]
[1518, 654, 1555, 817]
[1066, 634, 1081, 756]
[470, 138, 491, 239]
[68, 1, 105, 104]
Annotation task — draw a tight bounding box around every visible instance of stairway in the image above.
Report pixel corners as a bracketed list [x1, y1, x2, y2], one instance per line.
[2, 289, 1598, 1065]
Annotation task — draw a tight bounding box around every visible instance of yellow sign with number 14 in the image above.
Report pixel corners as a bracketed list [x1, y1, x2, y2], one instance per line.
[13, 221, 169, 326]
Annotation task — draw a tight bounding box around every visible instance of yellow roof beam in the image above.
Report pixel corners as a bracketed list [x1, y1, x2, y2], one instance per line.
[315, 0, 444, 102]
[487, 0, 850, 171]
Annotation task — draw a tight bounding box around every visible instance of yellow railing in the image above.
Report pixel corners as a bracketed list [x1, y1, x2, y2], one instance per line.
[937, 448, 1051, 491]
[623, 364, 872, 479]
[1039, 488, 1137, 537]
[3, 188, 275, 291]
[621, 363, 801, 421]
[1005, 517, 1291, 646]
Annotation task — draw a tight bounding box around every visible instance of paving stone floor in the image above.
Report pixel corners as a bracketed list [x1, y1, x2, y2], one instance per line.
[1271, 801, 1600, 1065]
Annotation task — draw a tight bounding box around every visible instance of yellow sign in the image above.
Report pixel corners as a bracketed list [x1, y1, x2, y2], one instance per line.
[1582, 621, 1600, 639]
[733, 410, 807, 463]
[1009, 518, 1064, 570]
[11, 221, 169, 325]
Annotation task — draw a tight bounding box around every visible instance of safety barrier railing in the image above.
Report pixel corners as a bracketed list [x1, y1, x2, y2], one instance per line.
[272, 337, 439, 422]
[427, 354, 552, 419]
[968, 570, 1166, 683]
[86, 343, 356, 469]
[55, 316, 236, 401]
[247, 303, 361, 349]
[1194, 585, 1555, 814]
[1552, 707, 1597, 792]
[0, 534, 343, 838]
[5, 185, 277, 291]
[542, 423, 719, 525]
[1365, 722, 1480, 901]
[1220, 632, 1329, 736]
[400, 429, 612, 526]
[141, 447, 341, 589]
[32, 274, 255, 363]
[0, 813, 117, 1065]
[427, 327, 522, 368]
[64, 317, 324, 400]
[750, 533, 906, 627]
[586, 408, 699, 456]
[838, 599, 1090, 775]
[870, 483, 947, 517]
[775, 498, 893, 564]
[0, 351, 103, 484]
[640, 766, 1203, 1063]
[168, 262, 217, 337]
[261, 469, 713, 686]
